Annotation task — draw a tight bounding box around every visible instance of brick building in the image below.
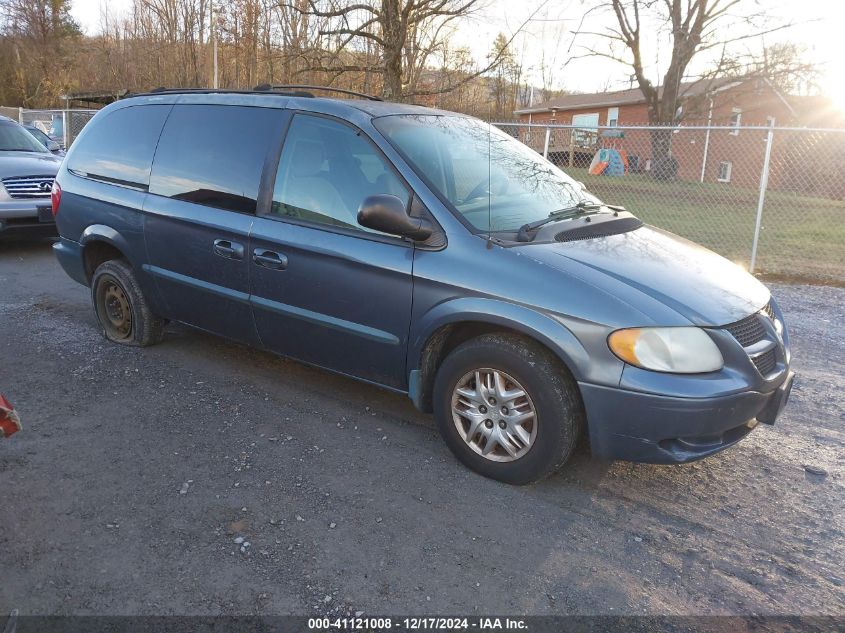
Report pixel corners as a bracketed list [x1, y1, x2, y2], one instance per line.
[514, 78, 845, 197]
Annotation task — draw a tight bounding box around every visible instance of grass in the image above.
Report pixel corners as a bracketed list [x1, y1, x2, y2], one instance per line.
[573, 169, 845, 283]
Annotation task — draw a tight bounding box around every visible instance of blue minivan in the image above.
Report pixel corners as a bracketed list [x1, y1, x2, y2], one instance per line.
[52, 88, 793, 484]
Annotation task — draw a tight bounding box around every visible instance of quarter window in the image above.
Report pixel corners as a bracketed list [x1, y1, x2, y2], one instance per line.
[149, 104, 281, 213]
[270, 114, 410, 233]
[67, 105, 170, 188]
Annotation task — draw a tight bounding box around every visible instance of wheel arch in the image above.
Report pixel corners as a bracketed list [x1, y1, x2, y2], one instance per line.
[80, 224, 134, 282]
[407, 298, 591, 413]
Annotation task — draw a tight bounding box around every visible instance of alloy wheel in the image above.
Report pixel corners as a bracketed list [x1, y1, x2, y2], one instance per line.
[450, 368, 537, 462]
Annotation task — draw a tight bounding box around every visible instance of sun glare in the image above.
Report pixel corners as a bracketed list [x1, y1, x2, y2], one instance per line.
[822, 55, 845, 111]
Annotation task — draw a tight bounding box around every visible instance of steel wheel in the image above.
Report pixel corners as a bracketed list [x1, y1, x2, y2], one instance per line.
[99, 278, 132, 340]
[451, 368, 537, 462]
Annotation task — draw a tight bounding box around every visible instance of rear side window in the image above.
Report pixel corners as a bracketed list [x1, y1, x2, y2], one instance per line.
[67, 105, 170, 187]
[149, 104, 281, 213]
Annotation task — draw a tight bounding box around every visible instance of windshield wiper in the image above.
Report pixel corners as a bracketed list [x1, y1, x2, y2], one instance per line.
[516, 201, 625, 242]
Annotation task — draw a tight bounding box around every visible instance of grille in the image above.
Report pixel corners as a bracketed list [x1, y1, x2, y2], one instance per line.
[763, 302, 776, 320]
[752, 349, 777, 376]
[2, 175, 54, 199]
[555, 217, 642, 243]
[724, 312, 767, 348]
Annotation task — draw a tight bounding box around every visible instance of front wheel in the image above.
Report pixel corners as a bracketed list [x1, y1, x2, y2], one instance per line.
[433, 333, 584, 485]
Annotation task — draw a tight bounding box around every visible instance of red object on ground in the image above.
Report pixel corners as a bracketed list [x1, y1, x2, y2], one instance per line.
[0, 395, 21, 438]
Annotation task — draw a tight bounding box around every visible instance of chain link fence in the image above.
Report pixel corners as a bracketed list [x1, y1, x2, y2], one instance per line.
[493, 121, 845, 284]
[1, 108, 97, 148]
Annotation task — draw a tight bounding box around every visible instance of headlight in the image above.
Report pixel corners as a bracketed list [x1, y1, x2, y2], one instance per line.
[608, 327, 723, 373]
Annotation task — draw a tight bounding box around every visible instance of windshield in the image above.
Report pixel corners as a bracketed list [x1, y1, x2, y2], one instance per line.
[374, 115, 600, 232]
[25, 126, 50, 147]
[0, 122, 49, 153]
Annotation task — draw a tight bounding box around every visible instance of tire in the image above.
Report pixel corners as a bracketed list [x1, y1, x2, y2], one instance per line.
[91, 259, 165, 347]
[433, 333, 584, 485]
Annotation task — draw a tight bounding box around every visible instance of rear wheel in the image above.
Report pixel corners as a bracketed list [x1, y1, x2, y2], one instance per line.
[91, 259, 165, 346]
[433, 333, 583, 485]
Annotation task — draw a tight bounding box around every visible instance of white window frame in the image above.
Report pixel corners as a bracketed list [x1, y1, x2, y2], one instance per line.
[571, 112, 600, 146]
[730, 108, 742, 135]
[607, 107, 619, 127]
[718, 161, 732, 183]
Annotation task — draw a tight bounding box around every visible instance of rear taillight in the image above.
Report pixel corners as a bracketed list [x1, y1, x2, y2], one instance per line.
[51, 181, 62, 216]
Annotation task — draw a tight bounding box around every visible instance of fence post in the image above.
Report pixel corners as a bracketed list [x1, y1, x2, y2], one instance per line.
[542, 126, 551, 159]
[750, 123, 775, 273]
[62, 110, 69, 148]
[17, 107, 22, 124]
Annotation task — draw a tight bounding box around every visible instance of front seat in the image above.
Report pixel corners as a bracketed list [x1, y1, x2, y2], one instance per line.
[283, 140, 359, 226]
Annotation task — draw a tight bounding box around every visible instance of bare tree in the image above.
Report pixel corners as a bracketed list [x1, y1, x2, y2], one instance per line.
[576, 0, 795, 173]
[0, 0, 81, 105]
[287, 0, 539, 101]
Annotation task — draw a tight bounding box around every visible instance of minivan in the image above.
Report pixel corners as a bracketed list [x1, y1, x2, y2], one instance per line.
[52, 87, 794, 484]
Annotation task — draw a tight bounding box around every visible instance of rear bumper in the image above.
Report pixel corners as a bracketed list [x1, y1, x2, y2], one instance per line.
[580, 372, 794, 463]
[52, 237, 88, 286]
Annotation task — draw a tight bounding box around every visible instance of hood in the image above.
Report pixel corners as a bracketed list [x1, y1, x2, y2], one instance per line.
[522, 226, 769, 326]
[0, 151, 62, 178]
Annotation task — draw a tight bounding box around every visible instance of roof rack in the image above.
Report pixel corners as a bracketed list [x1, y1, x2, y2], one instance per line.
[254, 84, 383, 102]
[137, 87, 312, 98]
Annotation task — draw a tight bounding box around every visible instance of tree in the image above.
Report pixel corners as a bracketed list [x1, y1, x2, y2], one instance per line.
[0, 0, 81, 105]
[287, 0, 536, 101]
[578, 0, 794, 176]
[489, 32, 521, 119]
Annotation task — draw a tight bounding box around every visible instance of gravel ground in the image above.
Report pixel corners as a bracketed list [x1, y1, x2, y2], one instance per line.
[0, 240, 843, 617]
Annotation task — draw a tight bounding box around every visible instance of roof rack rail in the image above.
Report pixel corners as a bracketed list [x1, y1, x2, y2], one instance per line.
[137, 87, 311, 98]
[254, 84, 383, 102]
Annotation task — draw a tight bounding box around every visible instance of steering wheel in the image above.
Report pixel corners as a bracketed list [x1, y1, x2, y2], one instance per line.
[465, 176, 508, 202]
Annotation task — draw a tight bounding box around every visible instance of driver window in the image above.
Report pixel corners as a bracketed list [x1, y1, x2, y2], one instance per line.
[272, 115, 410, 233]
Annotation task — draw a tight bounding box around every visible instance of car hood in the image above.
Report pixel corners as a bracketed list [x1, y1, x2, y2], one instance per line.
[0, 151, 61, 177]
[522, 225, 770, 326]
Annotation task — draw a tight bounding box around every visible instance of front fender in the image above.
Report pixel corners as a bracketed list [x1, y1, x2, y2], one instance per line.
[409, 297, 618, 385]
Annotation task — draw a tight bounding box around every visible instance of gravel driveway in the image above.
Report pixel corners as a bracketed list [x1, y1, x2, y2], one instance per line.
[1, 240, 843, 617]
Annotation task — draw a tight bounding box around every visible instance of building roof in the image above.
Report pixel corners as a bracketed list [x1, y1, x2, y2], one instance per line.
[515, 77, 745, 115]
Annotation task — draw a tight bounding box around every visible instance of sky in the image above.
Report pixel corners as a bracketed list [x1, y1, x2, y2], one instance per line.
[69, 0, 845, 106]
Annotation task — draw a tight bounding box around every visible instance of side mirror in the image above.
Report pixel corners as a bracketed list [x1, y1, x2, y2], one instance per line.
[46, 140, 60, 152]
[357, 194, 433, 241]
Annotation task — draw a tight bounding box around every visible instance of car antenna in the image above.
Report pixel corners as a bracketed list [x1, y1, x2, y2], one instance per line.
[486, 123, 493, 248]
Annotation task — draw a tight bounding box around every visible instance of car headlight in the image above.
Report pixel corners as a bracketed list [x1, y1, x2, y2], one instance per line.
[608, 327, 723, 373]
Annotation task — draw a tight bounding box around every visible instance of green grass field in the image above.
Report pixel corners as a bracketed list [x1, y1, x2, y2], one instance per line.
[572, 169, 845, 283]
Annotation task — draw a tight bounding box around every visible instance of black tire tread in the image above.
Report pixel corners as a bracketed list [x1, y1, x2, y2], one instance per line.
[433, 332, 584, 485]
[91, 259, 165, 347]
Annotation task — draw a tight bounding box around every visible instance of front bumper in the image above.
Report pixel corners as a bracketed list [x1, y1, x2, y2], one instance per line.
[580, 371, 794, 463]
[0, 199, 55, 234]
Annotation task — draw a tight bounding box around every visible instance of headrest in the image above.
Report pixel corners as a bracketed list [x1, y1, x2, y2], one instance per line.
[291, 140, 326, 177]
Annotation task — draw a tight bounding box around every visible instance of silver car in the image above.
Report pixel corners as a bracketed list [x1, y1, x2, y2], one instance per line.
[0, 115, 62, 236]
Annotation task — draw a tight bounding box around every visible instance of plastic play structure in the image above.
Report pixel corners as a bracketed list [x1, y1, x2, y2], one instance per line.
[588, 130, 629, 176]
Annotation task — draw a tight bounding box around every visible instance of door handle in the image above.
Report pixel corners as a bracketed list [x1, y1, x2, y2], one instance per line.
[213, 239, 244, 260]
[253, 249, 288, 270]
